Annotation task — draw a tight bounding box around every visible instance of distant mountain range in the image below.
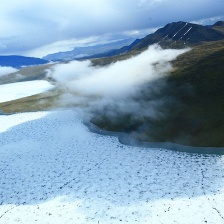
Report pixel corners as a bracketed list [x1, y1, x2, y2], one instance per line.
[2, 21, 223, 68]
[90, 21, 224, 58]
[43, 38, 135, 61]
[0, 56, 49, 68]
[42, 21, 224, 62]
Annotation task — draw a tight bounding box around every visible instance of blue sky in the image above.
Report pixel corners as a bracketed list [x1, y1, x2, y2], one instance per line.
[0, 0, 223, 57]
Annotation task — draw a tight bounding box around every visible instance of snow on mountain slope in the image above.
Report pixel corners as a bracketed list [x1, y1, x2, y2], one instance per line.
[0, 80, 54, 103]
[0, 110, 224, 224]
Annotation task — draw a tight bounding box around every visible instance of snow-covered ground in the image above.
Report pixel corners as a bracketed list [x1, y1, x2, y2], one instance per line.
[0, 110, 224, 224]
[0, 80, 54, 103]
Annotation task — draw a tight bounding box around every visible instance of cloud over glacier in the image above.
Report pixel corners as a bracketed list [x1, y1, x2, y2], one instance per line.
[51, 45, 187, 98]
[48, 45, 188, 121]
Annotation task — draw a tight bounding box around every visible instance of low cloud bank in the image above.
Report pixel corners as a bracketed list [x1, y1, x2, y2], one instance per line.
[0, 66, 18, 77]
[48, 45, 188, 127]
[51, 45, 187, 98]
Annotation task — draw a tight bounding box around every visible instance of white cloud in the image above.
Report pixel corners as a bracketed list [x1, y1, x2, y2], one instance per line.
[138, 0, 165, 7]
[27, 28, 156, 57]
[51, 45, 187, 98]
[48, 45, 188, 120]
[0, 66, 18, 77]
[192, 15, 224, 25]
[0, 43, 7, 50]
[0, 0, 223, 56]
[27, 35, 131, 58]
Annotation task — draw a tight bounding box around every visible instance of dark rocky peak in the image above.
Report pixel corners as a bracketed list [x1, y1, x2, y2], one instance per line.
[133, 21, 224, 50]
[212, 21, 224, 27]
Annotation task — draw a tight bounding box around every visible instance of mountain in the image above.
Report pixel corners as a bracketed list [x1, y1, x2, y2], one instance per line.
[92, 39, 224, 147]
[82, 39, 141, 59]
[44, 21, 224, 62]
[90, 21, 224, 59]
[213, 21, 224, 27]
[133, 21, 224, 50]
[0, 63, 54, 85]
[43, 38, 135, 61]
[0, 55, 49, 68]
[89, 21, 224, 147]
[212, 21, 224, 34]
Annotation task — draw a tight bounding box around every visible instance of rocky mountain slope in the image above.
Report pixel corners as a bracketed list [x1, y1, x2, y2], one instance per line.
[92, 21, 224, 58]
[133, 21, 224, 50]
[212, 21, 224, 34]
[43, 21, 224, 61]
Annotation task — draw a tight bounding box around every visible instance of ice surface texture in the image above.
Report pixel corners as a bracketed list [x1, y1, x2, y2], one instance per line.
[0, 110, 224, 224]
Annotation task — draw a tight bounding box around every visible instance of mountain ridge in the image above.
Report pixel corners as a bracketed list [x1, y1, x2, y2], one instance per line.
[42, 21, 224, 62]
[134, 21, 224, 49]
[92, 21, 224, 59]
[0, 55, 49, 68]
[43, 38, 136, 61]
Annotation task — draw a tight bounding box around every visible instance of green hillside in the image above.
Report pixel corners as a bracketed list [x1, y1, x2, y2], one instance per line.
[92, 40, 224, 147]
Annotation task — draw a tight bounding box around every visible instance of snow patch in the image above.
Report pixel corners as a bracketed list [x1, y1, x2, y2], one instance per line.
[172, 23, 188, 38]
[184, 27, 192, 36]
[0, 110, 224, 223]
[162, 34, 168, 40]
[0, 80, 54, 103]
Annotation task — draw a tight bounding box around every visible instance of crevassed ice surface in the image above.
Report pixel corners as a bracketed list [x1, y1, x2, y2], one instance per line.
[0, 80, 54, 103]
[0, 110, 224, 224]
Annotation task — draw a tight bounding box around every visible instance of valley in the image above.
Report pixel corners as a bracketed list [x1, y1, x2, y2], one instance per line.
[1, 21, 224, 148]
[1, 2, 224, 223]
